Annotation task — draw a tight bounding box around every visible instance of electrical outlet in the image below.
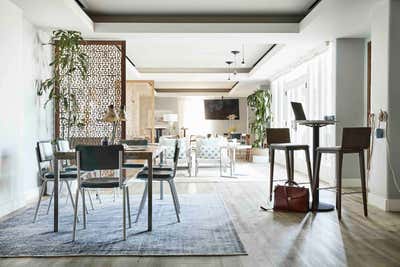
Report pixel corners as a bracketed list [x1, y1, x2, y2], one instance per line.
[376, 128, 384, 139]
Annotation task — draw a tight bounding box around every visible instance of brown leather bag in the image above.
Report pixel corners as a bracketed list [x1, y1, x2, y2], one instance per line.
[273, 183, 310, 212]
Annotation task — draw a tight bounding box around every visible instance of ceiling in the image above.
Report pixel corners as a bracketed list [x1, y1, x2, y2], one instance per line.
[80, 0, 317, 17]
[12, 0, 379, 96]
[127, 39, 273, 69]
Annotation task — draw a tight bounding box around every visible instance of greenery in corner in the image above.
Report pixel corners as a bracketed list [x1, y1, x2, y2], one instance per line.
[247, 89, 272, 148]
[37, 30, 88, 139]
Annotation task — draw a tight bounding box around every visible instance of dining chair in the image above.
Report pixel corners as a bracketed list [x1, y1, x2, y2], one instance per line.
[159, 136, 192, 176]
[33, 141, 78, 223]
[56, 139, 96, 208]
[72, 145, 135, 241]
[313, 127, 371, 220]
[135, 140, 181, 223]
[119, 139, 148, 169]
[266, 128, 313, 201]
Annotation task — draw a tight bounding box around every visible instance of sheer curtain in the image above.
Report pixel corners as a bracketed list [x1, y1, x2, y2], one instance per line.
[271, 48, 336, 182]
[178, 97, 208, 135]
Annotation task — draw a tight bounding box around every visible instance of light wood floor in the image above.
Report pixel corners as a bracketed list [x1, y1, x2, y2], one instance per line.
[1, 162, 400, 267]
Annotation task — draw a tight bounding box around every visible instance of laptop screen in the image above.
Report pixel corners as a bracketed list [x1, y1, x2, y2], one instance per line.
[291, 102, 307, 120]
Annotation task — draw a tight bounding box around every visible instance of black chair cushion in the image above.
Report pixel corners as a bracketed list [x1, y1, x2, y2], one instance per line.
[120, 139, 148, 146]
[137, 170, 174, 180]
[123, 163, 145, 168]
[317, 146, 342, 153]
[143, 165, 173, 172]
[44, 172, 77, 179]
[81, 177, 121, 188]
[64, 166, 77, 172]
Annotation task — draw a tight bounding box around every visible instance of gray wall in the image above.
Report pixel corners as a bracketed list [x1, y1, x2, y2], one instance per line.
[0, 0, 53, 217]
[334, 38, 366, 181]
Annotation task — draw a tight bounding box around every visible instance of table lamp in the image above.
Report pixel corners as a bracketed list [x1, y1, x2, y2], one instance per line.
[163, 114, 178, 135]
[103, 105, 119, 144]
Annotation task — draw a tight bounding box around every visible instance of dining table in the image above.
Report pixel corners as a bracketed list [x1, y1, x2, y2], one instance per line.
[52, 144, 163, 232]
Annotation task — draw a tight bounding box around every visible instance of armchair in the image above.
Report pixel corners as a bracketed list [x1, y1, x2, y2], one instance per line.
[194, 136, 229, 176]
[159, 136, 192, 176]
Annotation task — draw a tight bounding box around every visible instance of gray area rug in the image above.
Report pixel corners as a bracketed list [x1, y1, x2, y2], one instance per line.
[0, 193, 246, 257]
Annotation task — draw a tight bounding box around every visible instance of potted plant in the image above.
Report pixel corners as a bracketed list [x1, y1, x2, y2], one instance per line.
[247, 88, 272, 162]
[37, 30, 88, 139]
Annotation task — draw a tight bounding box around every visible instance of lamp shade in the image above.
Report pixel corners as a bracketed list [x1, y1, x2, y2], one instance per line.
[103, 105, 119, 122]
[163, 114, 178, 122]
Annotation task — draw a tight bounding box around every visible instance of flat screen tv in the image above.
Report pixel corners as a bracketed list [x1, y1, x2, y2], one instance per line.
[204, 99, 240, 120]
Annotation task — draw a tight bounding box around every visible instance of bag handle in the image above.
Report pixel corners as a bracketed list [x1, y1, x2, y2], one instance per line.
[285, 180, 299, 186]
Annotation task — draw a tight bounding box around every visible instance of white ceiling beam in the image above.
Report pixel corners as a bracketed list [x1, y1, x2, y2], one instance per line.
[94, 22, 299, 34]
[11, 0, 94, 32]
[130, 72, 252, 82]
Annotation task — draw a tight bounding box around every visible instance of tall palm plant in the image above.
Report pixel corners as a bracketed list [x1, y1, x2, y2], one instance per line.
[247, 89, 272, 148]
[38, 30, 88, 139]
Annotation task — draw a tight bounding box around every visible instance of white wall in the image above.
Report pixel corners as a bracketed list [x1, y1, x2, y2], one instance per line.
[386, 0, 400, 202]
[368, 0, 390, 210]
[0, 0, 52, 217]
[155, 96, 248, 136]
[368, 0, 400, 211]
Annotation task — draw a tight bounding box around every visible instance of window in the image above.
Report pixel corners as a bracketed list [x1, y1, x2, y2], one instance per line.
[271, 47, 335, 182]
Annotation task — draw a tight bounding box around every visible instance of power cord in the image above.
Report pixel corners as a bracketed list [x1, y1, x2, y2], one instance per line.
[384, 113, 400, 193]
[369, 110, 400, 193]
[367, 113, 376, 170]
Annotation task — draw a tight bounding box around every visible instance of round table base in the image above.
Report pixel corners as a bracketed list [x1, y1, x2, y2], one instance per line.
[315, 202, 335, 212]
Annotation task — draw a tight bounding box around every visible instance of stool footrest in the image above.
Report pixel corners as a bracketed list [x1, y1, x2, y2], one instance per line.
[272, 179, 289, 182]
[317, 186, 336, 190]
[317, 188, 363, 195]
[273, 180, 310, 184]
[342, 191, 363, 195]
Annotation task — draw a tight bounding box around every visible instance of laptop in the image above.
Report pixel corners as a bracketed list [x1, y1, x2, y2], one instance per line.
[290, 102, 334, 124]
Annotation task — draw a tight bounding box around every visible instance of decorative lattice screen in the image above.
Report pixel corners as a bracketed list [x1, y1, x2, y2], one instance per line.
[55, 41, 126, 140]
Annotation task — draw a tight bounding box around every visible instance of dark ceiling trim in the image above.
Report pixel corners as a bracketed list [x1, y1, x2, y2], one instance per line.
[89, 15, 303, 23]
[75, 0, 86, 9]
[125, 55, 136, 68]
[75, 1, 322, 23]
[230, 81, 239, 91]
[155, 88, 231, 93]
[252, 44, 277, 68]
[114, 45, 136, 68]
[305, 0, 323, 17]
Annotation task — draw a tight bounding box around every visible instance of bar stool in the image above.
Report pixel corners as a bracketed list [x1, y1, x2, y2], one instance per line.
[312, 127, 371, 220]
[267, 128, 313, 201]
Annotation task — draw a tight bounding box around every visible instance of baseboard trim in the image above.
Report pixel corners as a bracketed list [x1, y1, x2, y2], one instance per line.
[387, 198, 400, 212]
[341, 178, 361, 188]
[368, 193, 400, 211]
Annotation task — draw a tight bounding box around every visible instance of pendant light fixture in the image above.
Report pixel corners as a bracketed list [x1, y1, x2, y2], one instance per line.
[241, 44, 245, 65]
[225, 60, 233, 80]
[231, 50, 240, 75]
